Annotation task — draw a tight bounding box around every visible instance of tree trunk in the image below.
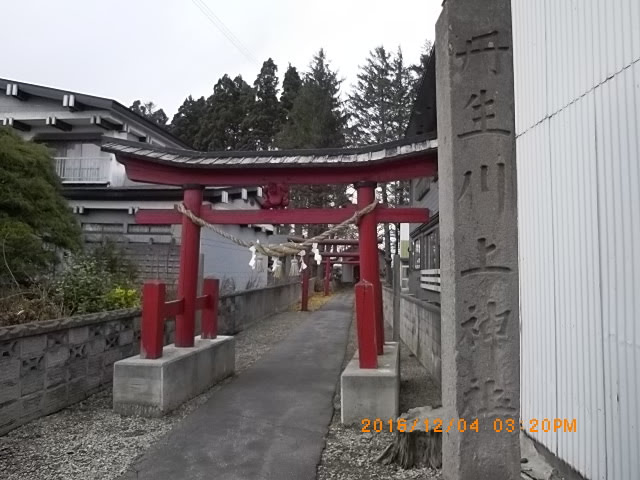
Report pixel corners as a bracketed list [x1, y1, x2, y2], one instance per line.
[376, 405, 443, 470]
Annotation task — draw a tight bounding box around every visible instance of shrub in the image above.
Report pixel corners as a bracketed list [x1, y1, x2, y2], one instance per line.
[0, 128, 81, 284]
[52, 244, 140, 315]
[104, 286, 140, 309]
[53, 257, 113, 314]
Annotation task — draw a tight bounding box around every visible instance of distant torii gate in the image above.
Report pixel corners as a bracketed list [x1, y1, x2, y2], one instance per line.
[103, 136, 437, 369]
[288, 236, 381, 298]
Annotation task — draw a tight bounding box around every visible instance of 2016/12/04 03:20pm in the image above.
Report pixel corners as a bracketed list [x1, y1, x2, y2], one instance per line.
[361, 417, 577, 433]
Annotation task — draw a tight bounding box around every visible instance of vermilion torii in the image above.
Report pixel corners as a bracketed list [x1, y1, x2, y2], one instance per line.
[102, 136, 436, 369]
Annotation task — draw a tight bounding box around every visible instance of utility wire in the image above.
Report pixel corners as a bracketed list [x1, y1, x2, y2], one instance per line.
[190, 0, 258, 65]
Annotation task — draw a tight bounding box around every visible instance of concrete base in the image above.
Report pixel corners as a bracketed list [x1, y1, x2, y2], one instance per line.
[113, 335, 235, 417]
[340, 342, 400, 424]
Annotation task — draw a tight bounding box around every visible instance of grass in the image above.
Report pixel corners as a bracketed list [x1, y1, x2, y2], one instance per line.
[291, 290, 334, 312]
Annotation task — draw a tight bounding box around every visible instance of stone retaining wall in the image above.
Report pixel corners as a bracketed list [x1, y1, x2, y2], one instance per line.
[0, 280, 304, 436]
[382, 287, 442, 384]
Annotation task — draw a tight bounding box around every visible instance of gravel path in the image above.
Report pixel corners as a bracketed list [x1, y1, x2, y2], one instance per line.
[0, 307, 307, 480]
[317, 319, 443, 480]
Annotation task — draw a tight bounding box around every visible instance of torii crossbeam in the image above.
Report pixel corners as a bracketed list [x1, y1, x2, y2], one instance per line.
[102, 135, 437, 369]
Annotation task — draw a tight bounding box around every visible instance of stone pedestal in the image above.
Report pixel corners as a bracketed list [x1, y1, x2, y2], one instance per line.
[436, 0, 520, 478]
[340, 342, 399, 424]
[113, 335, 235, 417]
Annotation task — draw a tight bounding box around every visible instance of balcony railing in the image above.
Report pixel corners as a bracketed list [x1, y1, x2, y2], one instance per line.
[54, 157, 110, 183]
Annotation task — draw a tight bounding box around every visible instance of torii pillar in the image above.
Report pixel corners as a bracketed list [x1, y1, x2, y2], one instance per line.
[176, 185, 203, 347]
[437, 0, 520, 478]
[355, 182, 384, 356]
[323, 256, 331, 296]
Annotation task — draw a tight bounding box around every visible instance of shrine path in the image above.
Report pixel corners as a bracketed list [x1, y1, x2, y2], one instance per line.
[119, 291, 353, 480]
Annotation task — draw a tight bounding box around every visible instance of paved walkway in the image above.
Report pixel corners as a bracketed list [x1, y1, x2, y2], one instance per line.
[120, 292, 353, 480]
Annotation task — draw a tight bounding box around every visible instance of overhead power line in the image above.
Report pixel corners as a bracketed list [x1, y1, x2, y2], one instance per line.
[190, 0, 258, 65]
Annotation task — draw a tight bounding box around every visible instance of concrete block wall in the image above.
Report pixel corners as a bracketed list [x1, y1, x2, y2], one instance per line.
[0, 309, 141, 436]
[85, 242, 181, 287]
[383, 287, 442, 384]
[0, 280, 304, 436]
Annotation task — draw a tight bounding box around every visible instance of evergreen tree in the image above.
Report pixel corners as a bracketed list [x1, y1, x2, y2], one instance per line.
[347, 46, 415, 145]
[275, 49, 348, 237]
[0, 128, 80, 283]
[280, 64, 302, 119]
[130, 100, 169, 126]
[277, 49, 346, 149]
[409, 40, 434, 103]
[347, 46, 394, 145]
[170, 95, 207, 147]
[390, 46, 414, 140]
[389, 46, 413, 207]
[248, 58, 283, 150]
[347, 45, 419, 279]
[195, 74, 256, 151]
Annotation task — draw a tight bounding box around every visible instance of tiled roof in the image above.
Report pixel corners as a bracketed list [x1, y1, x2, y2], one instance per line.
[102, 134, 437, 169]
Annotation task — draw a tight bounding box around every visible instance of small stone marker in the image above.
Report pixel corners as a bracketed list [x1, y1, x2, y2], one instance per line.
[436, 0, 520, 478]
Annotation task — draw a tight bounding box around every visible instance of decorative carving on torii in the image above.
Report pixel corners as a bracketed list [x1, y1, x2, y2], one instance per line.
[257, 183, 290, 209]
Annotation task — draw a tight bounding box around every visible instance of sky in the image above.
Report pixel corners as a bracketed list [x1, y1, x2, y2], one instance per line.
[3, 0, 441, 118]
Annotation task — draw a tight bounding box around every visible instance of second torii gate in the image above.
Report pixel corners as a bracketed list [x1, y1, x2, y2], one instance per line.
[102, 135, 437, 369]
[288, 236, 379, 297]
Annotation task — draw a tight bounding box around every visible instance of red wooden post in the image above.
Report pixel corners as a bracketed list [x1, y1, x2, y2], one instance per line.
[356, 182, 384, 355]
[355, 281, 378, 368]
[176, 185, 203, 347]
[140, 281, 166, 359]
[201, 277, 219, 339]
[324, 258, 331, 296]
[301, 253, 310, 312]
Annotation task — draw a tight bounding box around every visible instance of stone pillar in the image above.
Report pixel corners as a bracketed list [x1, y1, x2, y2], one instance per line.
[436, 1, 520, 479]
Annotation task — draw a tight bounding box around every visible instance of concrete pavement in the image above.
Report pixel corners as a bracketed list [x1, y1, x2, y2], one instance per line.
[119, 292, 353, 480]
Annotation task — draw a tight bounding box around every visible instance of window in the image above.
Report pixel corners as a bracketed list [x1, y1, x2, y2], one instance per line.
[411, 225, 440, 271]
[50, 142, 103, 158]
[426, 228, 440, 269]
[128, 224, 172, 234]
[82, 223, 124, 234]
[413, 238, 421, 269]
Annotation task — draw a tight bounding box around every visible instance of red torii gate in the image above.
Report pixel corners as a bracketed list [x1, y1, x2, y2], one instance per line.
[102, 136, 437, 369]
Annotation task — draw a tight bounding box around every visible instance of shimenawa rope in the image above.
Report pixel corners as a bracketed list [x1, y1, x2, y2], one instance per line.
[175, 200, 377, 258]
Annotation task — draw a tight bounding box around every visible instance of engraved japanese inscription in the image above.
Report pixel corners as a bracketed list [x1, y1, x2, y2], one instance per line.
[455, 31, 510, 74]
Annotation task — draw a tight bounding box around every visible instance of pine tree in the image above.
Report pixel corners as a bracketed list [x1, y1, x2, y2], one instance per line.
[130, 100, 169, 126]
[0, 128, 80, 283]
[195, 75, 256, 151]
[248, 58, 283, 150]
[170, 95, 207, 147]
